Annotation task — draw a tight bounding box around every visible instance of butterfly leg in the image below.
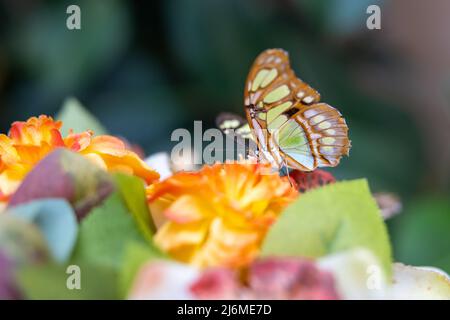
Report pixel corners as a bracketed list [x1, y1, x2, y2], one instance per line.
[281, 156, 293, 187]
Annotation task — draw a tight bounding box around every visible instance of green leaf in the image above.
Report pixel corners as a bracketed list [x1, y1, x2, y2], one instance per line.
[8, 199, 78, 263]
[71, 192, 160, 270]
[261, 179, 392, 277]
[390, 196, 450, 274]
[56, 97, 108, 136]
[119, 241, 166, 298]
[16, 262, 118, 300]
[113, 173, 156, 239]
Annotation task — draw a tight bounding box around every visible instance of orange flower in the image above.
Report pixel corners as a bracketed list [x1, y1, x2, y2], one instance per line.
[0, 115, 159, 202]
[147, 162, 298, 268]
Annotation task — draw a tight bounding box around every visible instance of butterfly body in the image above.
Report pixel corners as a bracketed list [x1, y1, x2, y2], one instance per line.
[218, 49, 350, 171]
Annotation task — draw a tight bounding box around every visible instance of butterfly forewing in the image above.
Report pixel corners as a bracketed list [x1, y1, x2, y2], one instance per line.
[216, 112, 258, 158]
[244, 49, 320, 115]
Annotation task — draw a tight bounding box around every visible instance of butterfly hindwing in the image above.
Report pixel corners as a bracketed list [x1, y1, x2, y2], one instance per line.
[274, 118, 316, 171]
[274, 103, 350, 170]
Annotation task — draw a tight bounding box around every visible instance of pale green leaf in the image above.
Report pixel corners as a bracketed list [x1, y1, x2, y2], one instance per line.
[261, 179, 392, 277]
[56, 97, 108, 136]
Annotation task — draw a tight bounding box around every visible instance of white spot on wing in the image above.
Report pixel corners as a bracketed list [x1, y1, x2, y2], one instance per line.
[302, 96, 314, 104]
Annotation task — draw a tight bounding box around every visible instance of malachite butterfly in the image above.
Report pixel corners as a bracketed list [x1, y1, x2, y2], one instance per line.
[218, 48, 351, 171]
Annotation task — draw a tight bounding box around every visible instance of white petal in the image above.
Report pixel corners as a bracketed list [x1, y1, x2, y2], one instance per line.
[318, 248, 388, 299]
[387, 263, 450, 300]
[128, 260, 200, 300]
[145, 152, 173, 180]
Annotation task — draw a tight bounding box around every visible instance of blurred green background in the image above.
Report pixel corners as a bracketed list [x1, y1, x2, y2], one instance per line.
[0, 0, 449, 272]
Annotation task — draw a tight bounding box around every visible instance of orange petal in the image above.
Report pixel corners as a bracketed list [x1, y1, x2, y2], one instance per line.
[0, 135, 19, 165]
[13, 144, 55, 166]
[81, 136, 160, 184]
[149, 172, 204, 201]
[155, 220, 208, 251]
[191, 218, 260, 268]
[164, 195, 207, 223]
[96, 152, 159, 184]
[9, 116, 64, 146]
[149, 195, 173, 229]
[84, 135, 128, 155]
[64, 131, 93, 152]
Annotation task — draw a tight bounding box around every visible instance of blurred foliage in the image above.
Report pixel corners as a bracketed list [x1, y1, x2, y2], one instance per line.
[390, 196, 450, 273]
[17, 262, 119, 299]
[0, 0, 448, 270]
